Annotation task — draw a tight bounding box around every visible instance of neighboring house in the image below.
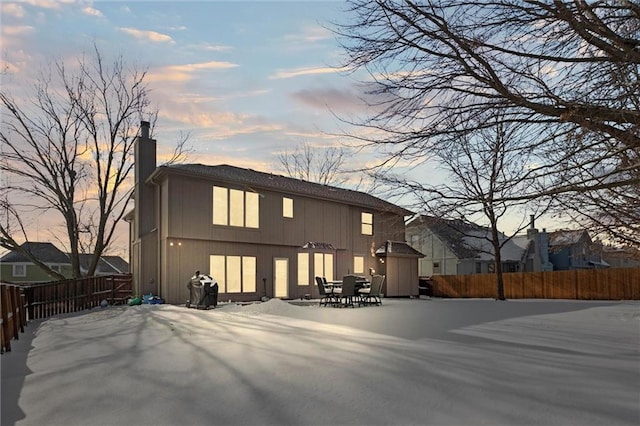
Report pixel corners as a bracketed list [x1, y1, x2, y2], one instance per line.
[406, 215, 525, 276]
[78, 254, 130, 275]
[601, 246, 640, 269]
[548, 230, 609, 270]
[127, 121, 415, 304]
[511, 215, 554, 272]
[0, 242, 72, 283]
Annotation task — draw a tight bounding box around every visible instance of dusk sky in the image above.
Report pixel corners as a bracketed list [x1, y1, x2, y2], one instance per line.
[1, 1, 557, 256]
[2, 1, 365, 169]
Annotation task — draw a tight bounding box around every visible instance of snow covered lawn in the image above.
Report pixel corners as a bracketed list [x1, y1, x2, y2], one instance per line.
[2, 298, 638, 426]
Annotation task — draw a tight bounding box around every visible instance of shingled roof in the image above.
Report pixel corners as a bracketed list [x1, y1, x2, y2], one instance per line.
[150, 164, 412, 216]
[0, 242, 70, 263]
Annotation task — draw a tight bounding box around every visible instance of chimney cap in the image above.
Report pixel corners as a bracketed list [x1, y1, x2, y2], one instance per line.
[140, 121, 150, 139]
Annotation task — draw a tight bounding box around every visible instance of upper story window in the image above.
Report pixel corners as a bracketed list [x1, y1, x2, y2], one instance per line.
[13, 264, 26, 277]
[361, 212, 373, 235]
[283, 197, 293, 218]
[213, 186, 259, 228]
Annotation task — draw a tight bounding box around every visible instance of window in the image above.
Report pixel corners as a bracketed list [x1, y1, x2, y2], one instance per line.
[13, 264, 26, 277]
[433, 262, 441, 274]
[475, 262, 482, 274]
[209, 255, 257, 293]
[353, 256, 364, 274]
[361, 212, 373, 235]
[297, 253, 309, 286]
[213, 186, 259, 228]
[313, 252, 334, 282]
[283, 197, 293, 218]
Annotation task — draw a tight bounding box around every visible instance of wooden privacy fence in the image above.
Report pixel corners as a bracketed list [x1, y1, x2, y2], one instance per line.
[432, 268, 640, 300]
[21, 274, 133, 321]
[1, 284, 27, 353]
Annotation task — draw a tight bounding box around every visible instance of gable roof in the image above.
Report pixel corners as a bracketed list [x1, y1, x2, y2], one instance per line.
[407, 215, 482, 259]
[0, 242, 70, 264]
[548, 229, 591, 247]
[375, 241, 424, 257]
[77, 254, 129, 274]
[150, 164, 413, 216]
[407, 215, 524, 261]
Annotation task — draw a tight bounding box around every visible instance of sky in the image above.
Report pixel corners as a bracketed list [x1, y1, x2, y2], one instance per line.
[0, 0, 561, 257]
[2, 298, 639, 425]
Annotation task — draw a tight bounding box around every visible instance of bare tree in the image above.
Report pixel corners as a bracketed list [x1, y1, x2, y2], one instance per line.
[278, 142, 349, 186]
[0, 46, 163, 277]
[334, 0, 640, 245]
[389, 118, 551, 299]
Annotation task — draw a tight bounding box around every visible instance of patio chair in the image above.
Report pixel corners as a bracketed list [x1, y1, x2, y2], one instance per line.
[334, 275, 358, 308]
[316, 276, 336, 307]
[359, 274, 384, 306]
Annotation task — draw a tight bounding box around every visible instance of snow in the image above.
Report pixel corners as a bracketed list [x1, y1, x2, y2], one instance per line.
[2, 298, 639, 426]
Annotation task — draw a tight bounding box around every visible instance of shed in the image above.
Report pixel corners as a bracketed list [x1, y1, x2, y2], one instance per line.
[375, 241, 424, 297]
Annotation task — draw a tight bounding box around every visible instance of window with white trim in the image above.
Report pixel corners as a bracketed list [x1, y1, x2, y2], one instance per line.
[213, 186, 259, 228]
[13, 264, 26, 277]
[283, 197, 293, 218]
[361, 212, 373, 235]
[313, 252, 334, 282]
[297, 253, 309, 286]
[353, 256, 364, 274]
[209, 255, 257, 293]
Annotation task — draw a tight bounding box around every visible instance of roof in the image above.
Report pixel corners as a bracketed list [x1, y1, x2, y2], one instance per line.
[150, 164, 412, 216]
[78, 254, 129, 274]
[0, 242, 70, 264]
[548, 230, 590, 247]
[407, 215, 524, 261]
[375, 241, 424, 257]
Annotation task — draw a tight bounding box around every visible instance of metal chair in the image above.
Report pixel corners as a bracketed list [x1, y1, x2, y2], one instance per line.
[316, 276, 336, 306]
[359, 275, 384, 306]
[334, 275, 358, 307]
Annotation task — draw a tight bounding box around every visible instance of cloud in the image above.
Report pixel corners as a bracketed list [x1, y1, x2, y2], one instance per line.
[82, 6, 103, 17]
[283, 25, 333, 43]
[269, 66, 347, 80]
[291, 87, 366, 113]
[2, 25, 35, 36]
[147, 61, 239, 83]
[118, 27, 175, 44]
[21, 0, 63, 9]
[1, 3, 25, 17]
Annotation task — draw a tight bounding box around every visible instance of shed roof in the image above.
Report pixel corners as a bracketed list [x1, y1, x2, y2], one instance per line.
[375, 241, 424, 258]
[150, 164, 412, 216]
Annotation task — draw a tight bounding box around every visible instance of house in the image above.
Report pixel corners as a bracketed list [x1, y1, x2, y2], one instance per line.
[127, 121, 416, 304]
[78, 254, 130, 275]
[0, 242, 72, 283]
[548, 229, 609, 270]
[406, 215, 525, 276]
[601, 246, 640, 269]
[511, 215, 554, 272]
[0, 242, 130, 284]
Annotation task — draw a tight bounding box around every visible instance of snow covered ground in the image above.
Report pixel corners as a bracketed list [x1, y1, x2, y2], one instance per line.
[2, 298, 639, 426]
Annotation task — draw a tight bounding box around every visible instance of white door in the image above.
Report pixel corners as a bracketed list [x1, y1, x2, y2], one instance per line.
[274, 258, 289, 298]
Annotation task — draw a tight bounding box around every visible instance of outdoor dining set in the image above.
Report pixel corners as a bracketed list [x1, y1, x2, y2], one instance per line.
[315, 274, 386, 307]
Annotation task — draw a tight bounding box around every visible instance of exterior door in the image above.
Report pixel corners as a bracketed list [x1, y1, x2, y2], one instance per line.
[274, 258, 289, 298]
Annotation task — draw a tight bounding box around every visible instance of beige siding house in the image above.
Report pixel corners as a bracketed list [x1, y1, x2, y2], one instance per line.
[128, 122, 414, 304]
